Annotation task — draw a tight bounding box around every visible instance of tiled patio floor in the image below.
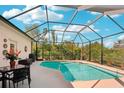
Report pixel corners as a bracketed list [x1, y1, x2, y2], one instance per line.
[0, 61, 124, 88]
[0, 61, 73, 88]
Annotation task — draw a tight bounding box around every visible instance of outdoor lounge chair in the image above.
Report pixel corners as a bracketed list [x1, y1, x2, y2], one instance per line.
[6, 67, 31, 88]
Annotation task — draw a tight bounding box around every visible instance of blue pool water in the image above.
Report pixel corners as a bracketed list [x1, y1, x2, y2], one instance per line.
[40, 61, 123, 81]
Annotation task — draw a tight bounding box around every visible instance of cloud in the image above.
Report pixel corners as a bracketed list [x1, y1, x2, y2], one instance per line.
[52, 24, 85, 32]
[47, 5, 71, 11]
[104, 39, 114, 48]
[55, 31, 71, 42]
[57, 35, 71, 42]
[87, 11, 101, 15]
[52, 24, 100, 34]
[57, 34, 71, 39]
[80, 25, 100, 33]
[88, 11, 121, 18]
[80, 27, 92, 33]
[55, 31, 71, 41]
[103, 14, 121, 18]
[89, 11, 101, 15]
[2, 5, 64, 24]
[67, 25, 84, 31]
[110, 14, 121, 18]
[118, 34, 124, 40]
[103, 34, 124, 48]
[2, 8, 22, 18]
[52, 25, 76, 41]
[90, 25, 100, 32]
[36, 29, 67, 42]
[52, 25, 65, 30]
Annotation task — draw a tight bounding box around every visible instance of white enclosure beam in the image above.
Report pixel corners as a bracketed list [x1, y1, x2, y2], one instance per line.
[104, 9, 124, 15]
[78, 5, 95, 11]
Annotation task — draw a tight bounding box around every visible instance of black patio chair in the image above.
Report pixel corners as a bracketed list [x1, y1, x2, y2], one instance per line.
[0, 73, 2, 87]
[0, 73, 2, 81]
[0, 72, 9, 88]
[29, 53, 36, 62]
[7, 67, 31, 88]
[18, 58, 32, 66]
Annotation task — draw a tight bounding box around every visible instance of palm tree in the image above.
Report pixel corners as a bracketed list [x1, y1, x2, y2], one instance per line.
[51, 31, 56, 45]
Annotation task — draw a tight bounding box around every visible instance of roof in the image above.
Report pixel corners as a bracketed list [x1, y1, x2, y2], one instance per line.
[1, 5, 124, 44]
[0, 15, 36, 41]
[85, 5, 124, 14]
[59, 5, 124, 14]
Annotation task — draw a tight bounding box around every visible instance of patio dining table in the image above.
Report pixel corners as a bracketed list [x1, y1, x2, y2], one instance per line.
[0, 65, 30, 88]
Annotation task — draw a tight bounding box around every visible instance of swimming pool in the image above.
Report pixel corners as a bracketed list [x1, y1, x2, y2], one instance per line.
[40, 61, 122, 81]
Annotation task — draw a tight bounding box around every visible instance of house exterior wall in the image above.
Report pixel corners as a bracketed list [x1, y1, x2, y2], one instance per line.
[0, 20, 32, 67]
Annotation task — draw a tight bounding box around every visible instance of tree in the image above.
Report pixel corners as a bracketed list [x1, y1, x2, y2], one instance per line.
[91, 42, 101, 62]
[51, 31, 56, 45]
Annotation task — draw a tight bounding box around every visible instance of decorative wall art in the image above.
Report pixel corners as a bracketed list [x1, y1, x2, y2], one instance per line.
[24, 46, 27, 52]
[3, 38, 7, 42]
[3, 44, 8, 48]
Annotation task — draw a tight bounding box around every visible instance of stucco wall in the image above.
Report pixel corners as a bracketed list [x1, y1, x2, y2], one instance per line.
[0, 20, 32, 67]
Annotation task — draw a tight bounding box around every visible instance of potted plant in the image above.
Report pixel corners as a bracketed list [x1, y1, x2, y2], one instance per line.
[6, 48, 21, 68]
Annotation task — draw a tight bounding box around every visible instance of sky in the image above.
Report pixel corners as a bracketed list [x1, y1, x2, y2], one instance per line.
[0, 5, 124, 48]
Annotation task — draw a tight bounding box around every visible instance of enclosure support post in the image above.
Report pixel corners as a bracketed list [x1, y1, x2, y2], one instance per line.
[100, 37, 104, 64]
[62, 44, 64, 60]
[72, 43, 74, 60]
[80, 43, 83, 60]
[89, 41, 91, 61]
[45, 5, 51, 60]
[78, 34, 84, 60]
[36, 41, 38, 60]
[60, 45, 63, 60]
[31, 41, 33, 53]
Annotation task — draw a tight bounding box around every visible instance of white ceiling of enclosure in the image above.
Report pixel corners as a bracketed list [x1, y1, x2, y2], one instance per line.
[59, 5, 124, 14]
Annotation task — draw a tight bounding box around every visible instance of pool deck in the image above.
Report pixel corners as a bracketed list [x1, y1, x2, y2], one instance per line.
[0, 60, 124, 88]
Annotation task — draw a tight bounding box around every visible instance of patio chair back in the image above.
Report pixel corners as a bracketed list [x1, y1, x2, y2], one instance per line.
[13, 68, 28, 82]
[18, 59, 32, 66]
[8, 67, 31, 88]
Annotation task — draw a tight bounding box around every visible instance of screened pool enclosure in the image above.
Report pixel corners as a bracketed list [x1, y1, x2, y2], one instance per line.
[1, 5, 124, 69]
